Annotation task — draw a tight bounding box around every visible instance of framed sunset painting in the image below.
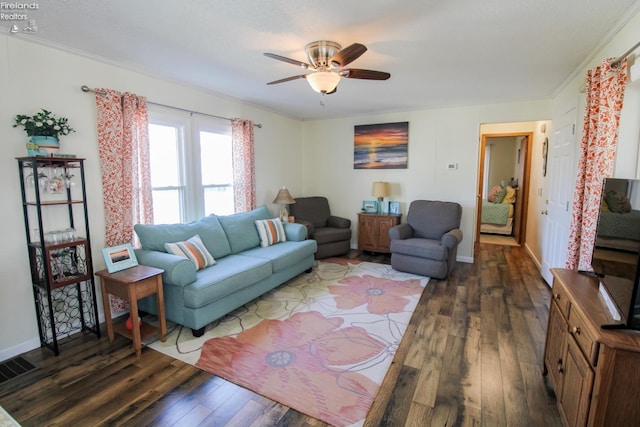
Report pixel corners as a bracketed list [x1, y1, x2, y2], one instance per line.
[354, 121, 408, 169]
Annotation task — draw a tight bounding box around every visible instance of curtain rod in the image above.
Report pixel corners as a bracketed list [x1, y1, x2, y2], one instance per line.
[611, 40, 640, 68]
[80, 85, 262, 128]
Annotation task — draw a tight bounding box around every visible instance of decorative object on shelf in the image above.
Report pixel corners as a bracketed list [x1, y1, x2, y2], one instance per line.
[354, 122, 409, 169]
[13, 108, 75, 156]
[372, 181, 390, 214]
[273, 187, 296, 222]
[363, 200, 378, 213]
[389, 201, 401, 214]
[102, 243, 139, 273]
[125, 315, 142, 331]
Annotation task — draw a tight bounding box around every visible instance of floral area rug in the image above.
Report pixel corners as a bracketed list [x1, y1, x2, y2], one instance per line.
[148, 258, 429, 426]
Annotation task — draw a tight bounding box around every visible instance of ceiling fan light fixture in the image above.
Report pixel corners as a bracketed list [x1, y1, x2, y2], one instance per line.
[306, 71, 340, 93]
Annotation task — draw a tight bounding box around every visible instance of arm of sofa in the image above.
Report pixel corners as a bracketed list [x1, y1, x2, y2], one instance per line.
[134, 249, 197, 287]
[295, 219, 314, 238]
[283, 222, 308, 241]
[327, 215, 351, 229]
[441, 228, 463, 249]
[389, 223, 413, 240]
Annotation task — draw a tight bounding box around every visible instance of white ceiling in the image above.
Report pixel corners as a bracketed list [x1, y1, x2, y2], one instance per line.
[3, 0, 640, 120]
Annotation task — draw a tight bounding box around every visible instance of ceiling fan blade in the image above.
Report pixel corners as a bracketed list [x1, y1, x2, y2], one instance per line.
[264, 53, 310, 69]
[266, 74, 308, 85]
[340, 68, 391, 80]
[330, 43, 367, 68]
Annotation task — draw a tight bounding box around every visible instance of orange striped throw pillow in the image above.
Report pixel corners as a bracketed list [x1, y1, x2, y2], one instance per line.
[164, 234, 215, 270]
[255, 218, 287, 247]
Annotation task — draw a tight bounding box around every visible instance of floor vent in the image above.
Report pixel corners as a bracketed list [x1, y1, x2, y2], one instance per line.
[0, 356, 37, 384]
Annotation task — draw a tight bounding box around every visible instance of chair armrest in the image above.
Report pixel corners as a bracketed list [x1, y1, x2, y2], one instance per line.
[389, 223, 413, 240]
[441, 229, 463, 249]
[134, 249, 196, 287]
[283, 222, 308, 241]
[328, 215, 351, 229]
[295, 219, 314, 238]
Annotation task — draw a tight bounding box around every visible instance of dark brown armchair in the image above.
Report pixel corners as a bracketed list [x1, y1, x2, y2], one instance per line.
[289, 196, 352, 259]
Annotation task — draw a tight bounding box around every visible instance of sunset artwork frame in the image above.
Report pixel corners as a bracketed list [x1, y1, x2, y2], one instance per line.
[354, 122, 408, 169]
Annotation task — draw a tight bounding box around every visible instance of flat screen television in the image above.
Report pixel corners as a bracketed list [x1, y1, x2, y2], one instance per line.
[590, 178, 640, 330]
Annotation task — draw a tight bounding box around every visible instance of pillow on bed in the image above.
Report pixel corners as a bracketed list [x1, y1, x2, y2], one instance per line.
[493, 186, 507, 204]
[604, 190, 631, 213]
[502, 186, 516, 204]
[488, 185, 502, 202]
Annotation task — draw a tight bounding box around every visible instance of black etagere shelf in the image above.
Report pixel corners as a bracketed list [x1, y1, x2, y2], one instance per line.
[17, 156, 100, 355]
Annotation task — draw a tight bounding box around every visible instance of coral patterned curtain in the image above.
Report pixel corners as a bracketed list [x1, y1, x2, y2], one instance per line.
[232, 118, 256, 212]
[566, 58, 627, 271]
[96, 89, 153, 313]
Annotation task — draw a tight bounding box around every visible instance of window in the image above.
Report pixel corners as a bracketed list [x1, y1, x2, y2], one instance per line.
[148, 109, 233, 224]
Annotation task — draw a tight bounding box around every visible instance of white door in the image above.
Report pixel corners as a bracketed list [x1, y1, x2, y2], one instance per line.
[541, 108, 578, 285]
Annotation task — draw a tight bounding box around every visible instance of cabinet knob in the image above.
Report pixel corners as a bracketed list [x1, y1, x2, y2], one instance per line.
[571, 326, 581, 335]
[556, 357, 562, 365]
[557, 367, 564, 374]
[553, 293, 560, 300]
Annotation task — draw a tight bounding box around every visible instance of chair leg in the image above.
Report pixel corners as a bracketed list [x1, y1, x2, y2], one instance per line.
[192, 327, 205, 337]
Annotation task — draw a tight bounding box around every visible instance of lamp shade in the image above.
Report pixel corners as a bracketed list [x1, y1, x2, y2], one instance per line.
[372, 181, 390, 198]
[273, 188, 296, 204]
[307, 71, 340, 93]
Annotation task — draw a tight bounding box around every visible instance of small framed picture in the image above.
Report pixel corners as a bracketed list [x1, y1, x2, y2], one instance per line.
[389, 201, 401, 214]
[102, 243, 138, 273]
[362, 200, 378, 213]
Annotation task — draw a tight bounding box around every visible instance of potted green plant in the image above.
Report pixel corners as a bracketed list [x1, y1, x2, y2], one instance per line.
[13, 109, 75, 156]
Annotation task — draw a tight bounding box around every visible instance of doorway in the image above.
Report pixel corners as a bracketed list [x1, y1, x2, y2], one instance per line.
[476, 131, 533, 248]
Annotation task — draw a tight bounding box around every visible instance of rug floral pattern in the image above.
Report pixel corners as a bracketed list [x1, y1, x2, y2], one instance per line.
[150, 259, 429, 427]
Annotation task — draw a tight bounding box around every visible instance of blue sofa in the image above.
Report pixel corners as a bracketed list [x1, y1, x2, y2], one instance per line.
[133, 206, 317, 336]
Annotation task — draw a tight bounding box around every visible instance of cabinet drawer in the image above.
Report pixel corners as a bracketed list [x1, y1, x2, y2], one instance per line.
[568, 308, 599, 364]
[551, 281, 571, 320]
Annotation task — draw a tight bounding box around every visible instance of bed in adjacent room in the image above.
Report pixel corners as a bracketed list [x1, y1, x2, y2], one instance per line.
[480, 185, 517, 235]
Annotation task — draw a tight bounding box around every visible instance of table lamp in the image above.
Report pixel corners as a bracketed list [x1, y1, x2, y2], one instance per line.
[372, 181, 390, 214]
[273, 187, 296, 222]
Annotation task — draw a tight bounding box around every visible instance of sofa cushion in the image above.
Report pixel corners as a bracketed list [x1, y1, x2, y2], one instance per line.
[312, 227, 352, 245]
[218, 206, 271, 253]
[255, 218, 287, 247]
[134, 215, 232, 259]
[390, 238, 448, 261]
[183, 255, 272, 309]
[240, 240, 317, 273]
[164, 234, 216, 270]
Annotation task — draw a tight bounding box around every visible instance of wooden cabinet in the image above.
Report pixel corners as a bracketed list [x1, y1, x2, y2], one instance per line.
[357, 213, 401, 253]
[17, 156, 100, 355]
[543, 269, 640, 426]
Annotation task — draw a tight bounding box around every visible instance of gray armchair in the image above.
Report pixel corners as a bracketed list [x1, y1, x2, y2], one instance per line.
[289, 196, 352, 259]
[389, 200, 463, 279]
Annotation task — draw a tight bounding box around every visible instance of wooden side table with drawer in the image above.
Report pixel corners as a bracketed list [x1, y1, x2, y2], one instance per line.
[96, 265, 167, 357]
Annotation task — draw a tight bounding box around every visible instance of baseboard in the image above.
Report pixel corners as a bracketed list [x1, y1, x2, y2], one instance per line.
[457, 255, 474, 264]
[523, 243, 542, 270]
[0, 312, 105, 362]
[0, 337, 40, 362]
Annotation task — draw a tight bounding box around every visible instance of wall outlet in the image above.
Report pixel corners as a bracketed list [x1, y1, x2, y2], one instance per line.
[447, 163, 458, 170]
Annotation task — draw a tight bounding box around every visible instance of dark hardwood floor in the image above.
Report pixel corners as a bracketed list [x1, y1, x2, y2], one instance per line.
[0, 243, 561, 426]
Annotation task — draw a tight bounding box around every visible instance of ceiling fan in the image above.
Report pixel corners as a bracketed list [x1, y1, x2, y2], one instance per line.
[264, 40, 390, 94]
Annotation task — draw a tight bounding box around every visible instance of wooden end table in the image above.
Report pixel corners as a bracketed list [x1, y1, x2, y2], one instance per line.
[96, 265, 167, 357]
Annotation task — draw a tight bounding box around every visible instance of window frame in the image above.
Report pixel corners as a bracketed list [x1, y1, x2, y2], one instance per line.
[147, 108, 233, 224]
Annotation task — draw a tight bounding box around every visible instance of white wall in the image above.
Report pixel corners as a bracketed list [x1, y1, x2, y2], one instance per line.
[0, 35, 303, 359]
[301, 102, 552, 262]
